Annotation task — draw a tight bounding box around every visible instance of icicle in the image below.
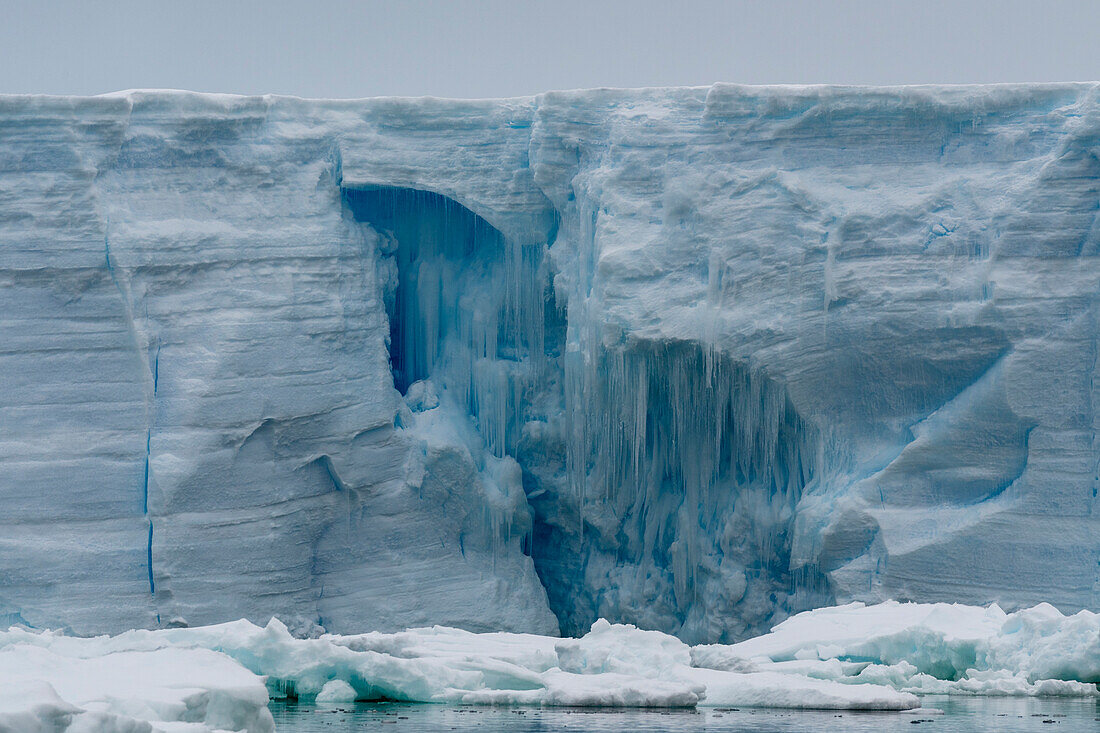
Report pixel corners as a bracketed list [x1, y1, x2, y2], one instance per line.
[345, 184, 827, 640]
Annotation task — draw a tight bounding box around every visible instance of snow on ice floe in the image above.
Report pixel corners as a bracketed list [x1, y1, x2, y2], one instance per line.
[0, 642, 273, 732]
[694, 600, 1100, 697]
[5, 600, 1100, 731]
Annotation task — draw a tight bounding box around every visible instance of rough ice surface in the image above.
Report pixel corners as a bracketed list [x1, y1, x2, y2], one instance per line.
[0, 609, 923, 730]
[0, 637, 273, 732]
[694, 600, 1100, 697]
[1, 85, 1100, 643]
[6, 600, 1100, 730]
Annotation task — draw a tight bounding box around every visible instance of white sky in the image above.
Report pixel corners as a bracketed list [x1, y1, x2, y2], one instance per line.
[1, 0, 1098, 98]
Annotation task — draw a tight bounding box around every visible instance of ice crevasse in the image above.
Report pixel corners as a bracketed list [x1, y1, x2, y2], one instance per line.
[0, 84, 1099, 644]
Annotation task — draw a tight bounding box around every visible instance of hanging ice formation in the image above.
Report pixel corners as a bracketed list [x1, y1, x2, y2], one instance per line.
[343, 184, 827, 643]
[342, 186, 559, 459]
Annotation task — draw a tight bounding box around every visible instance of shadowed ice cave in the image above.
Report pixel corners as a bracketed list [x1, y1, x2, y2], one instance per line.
[343, 185, 829, 642]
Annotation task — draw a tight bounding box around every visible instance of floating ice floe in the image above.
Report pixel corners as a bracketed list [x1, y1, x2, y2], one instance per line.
[0, 642, 273, 732]
[3, 600, 1098, 731]
[694, 600, 1100, 697]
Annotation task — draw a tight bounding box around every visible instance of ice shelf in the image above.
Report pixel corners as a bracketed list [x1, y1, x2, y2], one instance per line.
[0, 85, 1098, 640]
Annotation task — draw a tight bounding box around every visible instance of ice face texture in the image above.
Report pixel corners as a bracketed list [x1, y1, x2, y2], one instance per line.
[0, 85, 1098, 641]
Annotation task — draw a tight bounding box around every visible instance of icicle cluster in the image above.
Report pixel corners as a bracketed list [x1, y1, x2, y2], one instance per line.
[344, 186, 553, 459]
[566, 340, 817, 537]
[557, 334, 822, 637]
[346, 185, 825, 642]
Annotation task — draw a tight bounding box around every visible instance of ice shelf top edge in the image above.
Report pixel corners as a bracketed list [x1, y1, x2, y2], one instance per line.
[0, 81, 1097, 107]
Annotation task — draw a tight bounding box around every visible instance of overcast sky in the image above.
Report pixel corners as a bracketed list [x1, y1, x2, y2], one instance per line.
[1, 0, 1097, 98]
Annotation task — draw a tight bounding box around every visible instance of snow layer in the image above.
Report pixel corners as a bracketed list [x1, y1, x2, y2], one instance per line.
[1, 85, 1100, 641]
[695, 600, 1100, 696]
[0, 642, 273, 732]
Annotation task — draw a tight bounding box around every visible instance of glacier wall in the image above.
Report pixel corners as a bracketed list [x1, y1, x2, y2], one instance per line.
[0, 85, 1098, 641]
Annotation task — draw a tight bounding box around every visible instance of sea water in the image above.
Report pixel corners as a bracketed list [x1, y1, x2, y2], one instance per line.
[270, 696, 1100, 732]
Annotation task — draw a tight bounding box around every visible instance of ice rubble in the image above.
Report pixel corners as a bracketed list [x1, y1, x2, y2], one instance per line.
[5, 600, 1100, 730]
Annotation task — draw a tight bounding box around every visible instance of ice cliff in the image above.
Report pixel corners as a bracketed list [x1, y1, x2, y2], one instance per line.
[1, 84, 1098, 643]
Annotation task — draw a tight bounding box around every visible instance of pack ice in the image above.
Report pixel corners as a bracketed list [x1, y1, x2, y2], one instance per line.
[0, 84, 1099, 644]
[3, 601, 1099, 731]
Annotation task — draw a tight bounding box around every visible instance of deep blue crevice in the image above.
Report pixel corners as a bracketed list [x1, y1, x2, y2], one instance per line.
[152, 341, 161, 394]
[146, 519, 155, 595]
[145, 344, 158, 598]
[106, 219, 158, 600]
[142, 430, 151, 514]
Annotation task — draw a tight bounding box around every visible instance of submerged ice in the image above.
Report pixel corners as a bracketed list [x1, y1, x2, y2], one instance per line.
[1, 85, 1099, 641]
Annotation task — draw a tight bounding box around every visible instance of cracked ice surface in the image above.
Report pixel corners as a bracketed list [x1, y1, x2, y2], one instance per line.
[0, 85, 1099, 641]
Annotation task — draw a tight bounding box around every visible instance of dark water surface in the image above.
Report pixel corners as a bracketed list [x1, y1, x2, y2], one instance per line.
[270, 696, 1100, 732]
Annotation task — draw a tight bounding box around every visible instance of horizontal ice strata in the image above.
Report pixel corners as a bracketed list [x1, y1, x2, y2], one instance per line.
[2, 86, 1100, 642]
